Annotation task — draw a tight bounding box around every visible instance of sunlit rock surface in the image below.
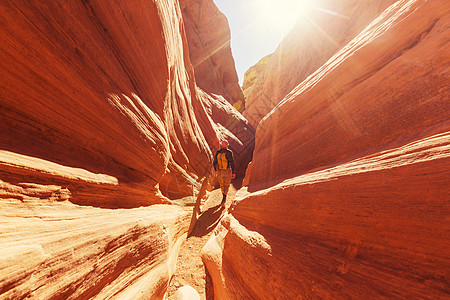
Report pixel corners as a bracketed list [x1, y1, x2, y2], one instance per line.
[180, 0, 244, 106]
[0, 0, 253, 204]
[0, 187, 189, 299]
[0, 0, 250, 298]
[243, 0, 398, 127]
[242, 54, 271, 98]
[0, 0, 214, 204]
[203, 0, 450, 298]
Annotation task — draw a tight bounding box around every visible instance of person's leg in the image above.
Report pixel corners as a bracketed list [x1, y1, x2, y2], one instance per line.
[218, 170, 226, 204]
[221, 169, 232, 205]
[217, 170, 226, 205]
[217, 170, 225, 193]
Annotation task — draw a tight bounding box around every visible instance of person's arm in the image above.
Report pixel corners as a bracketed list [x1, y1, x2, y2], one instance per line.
[213, 151, 218, 172]
[227, 150, 236, 175]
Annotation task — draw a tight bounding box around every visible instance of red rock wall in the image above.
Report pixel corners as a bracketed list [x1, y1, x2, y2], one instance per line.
[0, 0, 251, 297]
[248, 0, 450, 186]
[179, 0, 244, 105]
[243, 0, 398, 127]
[0, 0, 232, 206]
[203, 0, 450, 298]
[0, 183, 189, 299]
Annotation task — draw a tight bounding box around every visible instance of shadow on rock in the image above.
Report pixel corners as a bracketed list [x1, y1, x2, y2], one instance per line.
[189, 204, 225, 238]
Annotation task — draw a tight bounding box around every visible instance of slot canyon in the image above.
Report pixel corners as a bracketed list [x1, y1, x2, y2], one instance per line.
[1, 0, 449, 299]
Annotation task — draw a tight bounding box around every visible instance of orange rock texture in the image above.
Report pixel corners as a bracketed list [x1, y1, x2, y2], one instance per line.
[0, 0, 252, 206]
[1, 186, 189, 299]
[203, 0, 450, 298]
[243, 0, 398, 127]
[0, 0, 251, 297]
[179, 0, 244, 105]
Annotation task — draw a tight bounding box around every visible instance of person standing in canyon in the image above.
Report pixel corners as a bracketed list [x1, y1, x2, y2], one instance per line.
[213, 140, 236, 207]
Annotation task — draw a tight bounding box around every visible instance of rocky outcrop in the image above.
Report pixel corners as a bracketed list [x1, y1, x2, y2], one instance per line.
[246, 0, 450, 186]
[206, 133, 450, 299]
[0, 184, 189, 299]
[174, 285, 201, 300]
[203, 0, 450, 298]
[242, 54, 271, 98]
[0, 0, 251, 298]
[180, 0, 244, 106]
[243, 0, 398, 127]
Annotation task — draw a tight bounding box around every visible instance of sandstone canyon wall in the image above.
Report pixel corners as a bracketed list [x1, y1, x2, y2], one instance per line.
[175, 0, 255, 182]
[199, 90, 255, 178]
[242, 54, 271, 96]
[0, 0, 251, 298]
[243, 0, 398, 127]
[203, 0, 450, 298]
[179, 0, 244, 106]
[1, 188, 189, 299]
[1, 0, 209, 207]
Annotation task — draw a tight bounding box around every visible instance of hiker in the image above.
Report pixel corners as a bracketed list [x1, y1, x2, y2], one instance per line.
[213, 140, 236, 207]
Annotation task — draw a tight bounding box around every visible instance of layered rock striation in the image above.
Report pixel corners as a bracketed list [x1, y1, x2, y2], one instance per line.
[180, 0, 244, 106]
[243, 0, 398, 127]
[203, 0, 450, 298]
[1, 0, 201, 206]
[0, 0, 252, 206]
[0, 185, 189, 299]
[0, 0, 252, 298]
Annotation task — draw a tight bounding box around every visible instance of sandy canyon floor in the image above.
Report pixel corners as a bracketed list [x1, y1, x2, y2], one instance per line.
[167, 184, 239, 299]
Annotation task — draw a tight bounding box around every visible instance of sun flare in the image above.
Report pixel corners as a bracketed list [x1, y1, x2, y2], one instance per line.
[258, 0, 312, 33]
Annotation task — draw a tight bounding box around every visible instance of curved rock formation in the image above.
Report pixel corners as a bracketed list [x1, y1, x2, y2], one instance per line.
[1, 0, 205, 205]
[174, 285, 201, 300]
[0, 185, 189, 299]
[247, 0, 450, 186]
[203, 0, 450, 298]
[243, 0, 398, 127]
[0, 0, 251, 298]
[180, 0, 244, 105]
[0, 0, 253, 205]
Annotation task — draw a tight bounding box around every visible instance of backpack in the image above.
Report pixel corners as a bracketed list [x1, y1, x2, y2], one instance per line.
[217, 152, 228, 170]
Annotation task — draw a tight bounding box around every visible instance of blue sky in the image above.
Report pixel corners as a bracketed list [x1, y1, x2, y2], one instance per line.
[213, 0, 304, 84]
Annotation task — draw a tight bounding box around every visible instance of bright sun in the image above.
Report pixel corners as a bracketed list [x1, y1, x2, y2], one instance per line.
[258, 0, 312, 34]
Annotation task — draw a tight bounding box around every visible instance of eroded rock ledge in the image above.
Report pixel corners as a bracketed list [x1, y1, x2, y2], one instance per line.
[0, 189, 189, 299]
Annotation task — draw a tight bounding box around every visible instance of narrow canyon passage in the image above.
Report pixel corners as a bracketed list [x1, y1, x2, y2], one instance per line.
[1, 0, 448, 298]
[167, 185, 239, 300]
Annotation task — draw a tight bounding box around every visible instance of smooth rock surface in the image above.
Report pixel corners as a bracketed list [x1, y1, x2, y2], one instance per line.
[203, 0, 450, 298]
[0, 185, 190, 299]
[205, 133, 450, 299]
[173, 285, 201, 300]
[0, 0, 212, 204]
[0, 0, 252, 204]
[248, 0, 450, 186]
[180, 0, 243, 105]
